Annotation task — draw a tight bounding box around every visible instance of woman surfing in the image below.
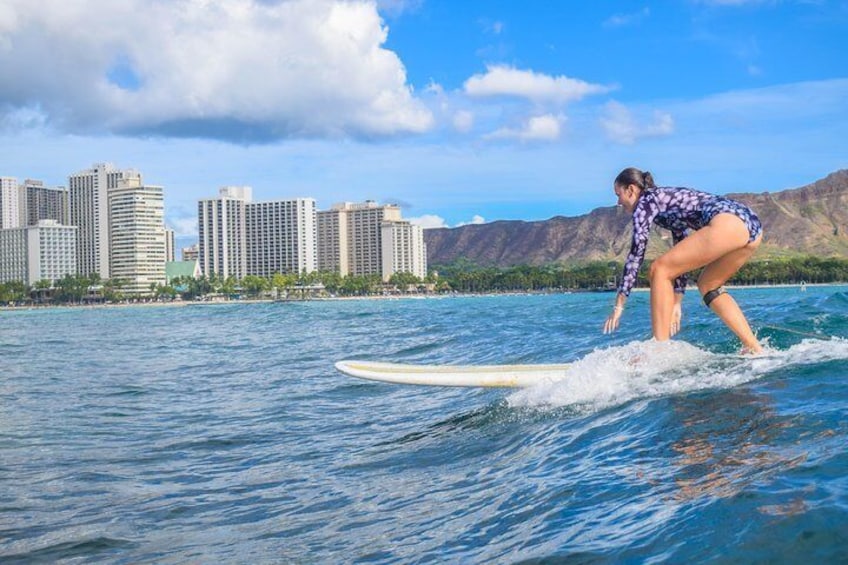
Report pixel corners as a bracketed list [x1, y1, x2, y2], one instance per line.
[603, 167, 764, 354]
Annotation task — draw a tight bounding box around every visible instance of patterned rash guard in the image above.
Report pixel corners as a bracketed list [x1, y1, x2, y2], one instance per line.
[618, 186, 762, 297]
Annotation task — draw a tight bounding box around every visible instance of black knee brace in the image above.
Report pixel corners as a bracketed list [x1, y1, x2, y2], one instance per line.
[703, 286, 726, 308]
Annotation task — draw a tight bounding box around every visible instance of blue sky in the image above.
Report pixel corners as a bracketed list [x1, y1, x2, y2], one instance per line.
[1, 0, 846, 242]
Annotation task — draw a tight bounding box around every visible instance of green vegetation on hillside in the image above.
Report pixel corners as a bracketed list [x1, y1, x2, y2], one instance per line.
[433, 255, 848, 293]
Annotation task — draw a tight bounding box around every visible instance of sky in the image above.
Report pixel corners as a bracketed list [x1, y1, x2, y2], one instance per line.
[1, 0, 846, 245]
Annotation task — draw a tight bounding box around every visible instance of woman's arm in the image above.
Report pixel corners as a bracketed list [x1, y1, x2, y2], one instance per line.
[606, 196, 657, 334]
[604, 292, 627, 334]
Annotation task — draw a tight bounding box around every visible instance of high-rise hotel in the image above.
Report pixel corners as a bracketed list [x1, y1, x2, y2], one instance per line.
[0, 176, 77, 285]
[0, 220, 78, 285]
[198, 186, 317, 279]
[21, 180, 69, 227]
[0, 176, 21, 229]
[317, 201, 427, 281]
[2, 164, 167, 293]
[317, 201, 400, 277]
[68, 163, 139, 279]
[65, 163, 167, 294]
[165, 229, 176, 263]
[198, 187, 249, 280]
[381, 220, 426, 282]
[0, 177, 69, 228]
[109, 176, 166, 294]
[247, 199, 316, 277]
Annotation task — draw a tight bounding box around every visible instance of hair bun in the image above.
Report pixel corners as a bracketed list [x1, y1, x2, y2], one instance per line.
[614, 167, 657, 191]
[642, 171, 656, 189]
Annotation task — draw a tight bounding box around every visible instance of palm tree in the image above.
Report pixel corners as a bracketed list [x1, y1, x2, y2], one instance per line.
[33, 279, 52, 304]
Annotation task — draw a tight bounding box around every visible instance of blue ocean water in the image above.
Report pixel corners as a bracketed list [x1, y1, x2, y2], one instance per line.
[2, 286, 847, 563]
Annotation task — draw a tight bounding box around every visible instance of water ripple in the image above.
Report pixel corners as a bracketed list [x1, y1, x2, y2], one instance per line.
[2, 287, 848, 562]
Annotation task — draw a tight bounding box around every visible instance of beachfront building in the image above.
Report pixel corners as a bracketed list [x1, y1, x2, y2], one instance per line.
[317, 201, 402, 277]
[165, 229, 175, 262]
[0, 220, 77, 285]
[246, 198, 317, 277]
[197, 188, 320, 279]
[0, 176, 21, 229]
[165, 260, 201, 284]
[20, 180, 69, 227]
[182, 244, 199, 262]
[109, 177, 167, 295]
[0, 226, 27, 284]
[380, 220, 427, 282]
[197, 187, 250, 279]
[316, 205, 349, 275]
[69, 163, 140, 279]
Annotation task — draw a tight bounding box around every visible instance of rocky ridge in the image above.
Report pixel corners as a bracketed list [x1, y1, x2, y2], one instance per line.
[424, 170, 848, 266]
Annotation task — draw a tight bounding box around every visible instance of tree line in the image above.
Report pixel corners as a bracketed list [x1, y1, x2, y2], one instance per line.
[0, 270, 445, 305]
[434, 256, 848, 292]
[2, 273, 128, 305]
[1, 255, 846, 305]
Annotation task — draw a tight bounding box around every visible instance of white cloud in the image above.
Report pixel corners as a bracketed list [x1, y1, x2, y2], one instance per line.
[452, 110, 474, 133]
[603, 7, 650, 28]
[600, 101, 674, 144]
[167, 215, 199, 237]
[456, 215, 486, 227]
[464, 65, 612, 104]
[486, 114, 564, 142]
[425, 82, 445, 96]
[407, 214, 448, 229]
[408, 213, 486, 228]
[477, 18, 505, 35]
[0, 0, 433, 142]
[490, 21, 505, 35]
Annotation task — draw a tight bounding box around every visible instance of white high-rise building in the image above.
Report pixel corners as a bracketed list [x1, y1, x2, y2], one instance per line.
[381, 220, 427, 282]
[0, 220, 77, 285]
[109, 177, 166, 295]
[197, 187, 249, 279]
[0, 225, 26, 283]
[197, 188, 321, 280]
[20, 180, 69, 226]
[317, 201, 401, 277]
[68, 163, 140, 279]
[246, 198, 317, 277]
[165, 229, 176, 262]
[0, 176, 21, 229]
[316, 205, 349, 275]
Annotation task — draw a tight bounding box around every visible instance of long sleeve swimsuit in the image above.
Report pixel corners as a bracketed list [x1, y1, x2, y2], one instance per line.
[618, 186, 762, 297]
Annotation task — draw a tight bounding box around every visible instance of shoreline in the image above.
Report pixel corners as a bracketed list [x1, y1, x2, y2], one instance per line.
[2, 282, 846, 312]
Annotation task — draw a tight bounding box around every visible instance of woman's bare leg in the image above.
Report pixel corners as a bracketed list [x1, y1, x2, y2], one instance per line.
[649, 269, 676, 340]
[649, 214, 761, 349]
[697, 239, 762, 352]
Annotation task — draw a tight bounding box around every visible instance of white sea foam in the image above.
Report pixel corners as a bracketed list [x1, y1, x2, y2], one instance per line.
[507, 337, 848, 411]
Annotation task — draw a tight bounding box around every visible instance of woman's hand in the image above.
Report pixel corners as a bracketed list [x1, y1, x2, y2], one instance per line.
[604, 305, 624, 334]
[670, 298, 683, 336]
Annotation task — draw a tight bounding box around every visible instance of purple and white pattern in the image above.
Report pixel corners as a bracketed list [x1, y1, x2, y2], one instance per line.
[618, 186, 762, 297]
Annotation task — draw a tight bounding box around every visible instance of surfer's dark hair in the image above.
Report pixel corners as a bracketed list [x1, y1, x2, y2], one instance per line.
[615, 167, 656, 192]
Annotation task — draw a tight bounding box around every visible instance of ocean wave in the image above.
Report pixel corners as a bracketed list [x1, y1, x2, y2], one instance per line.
[508, 337, 848, 411]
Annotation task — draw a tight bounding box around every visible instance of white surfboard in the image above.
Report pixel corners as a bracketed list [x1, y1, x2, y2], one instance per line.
[334, 360, 571, 388]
